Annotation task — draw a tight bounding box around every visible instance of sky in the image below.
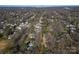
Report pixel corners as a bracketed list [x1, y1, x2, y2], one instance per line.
[0, 0, 79, 5]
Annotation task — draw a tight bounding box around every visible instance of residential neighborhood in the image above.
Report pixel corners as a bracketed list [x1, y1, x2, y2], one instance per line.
[0, 6, 79, 53]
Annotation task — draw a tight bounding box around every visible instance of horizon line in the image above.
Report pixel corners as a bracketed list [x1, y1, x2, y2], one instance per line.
[0, 5, 78, 7]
